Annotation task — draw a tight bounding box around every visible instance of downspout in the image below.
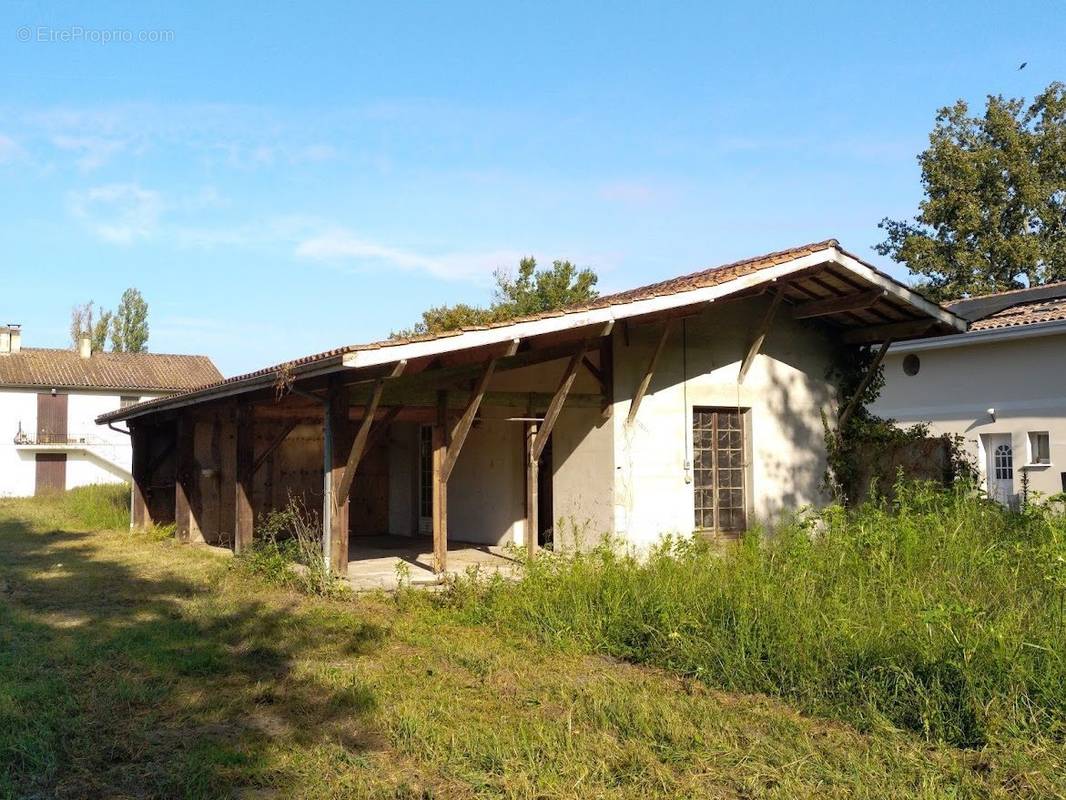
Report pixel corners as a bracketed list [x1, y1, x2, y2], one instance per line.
[291, 387, 332, 572]
[108, 422, 131, 437]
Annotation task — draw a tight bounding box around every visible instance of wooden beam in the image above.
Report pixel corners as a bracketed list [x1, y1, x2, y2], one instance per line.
[234, 401, 254, 554]
[333, 381, 386, 509]
[328, 384, 353, 576]
[526, 422, 539, 559]
[432, 395, 448, 574]
[627, 321, 672, 425]
[843, 319, 936, 345]
[738, 289, 783, 383]
[581, 356, 605, 391]
[174, 416, 194, 544]
[837, 340, 893, 431]
[129, 425, 150, 529]
[599, 335, 614, 421]
[252, 420, 298, 475]
[792, 288, 885, 320]
[441, 340, 518, 482]
[533, 342, 587, 462]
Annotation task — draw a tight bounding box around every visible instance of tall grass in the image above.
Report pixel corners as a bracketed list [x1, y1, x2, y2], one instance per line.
[11, 484, 132, 531]
[446, 481, 1066, 748]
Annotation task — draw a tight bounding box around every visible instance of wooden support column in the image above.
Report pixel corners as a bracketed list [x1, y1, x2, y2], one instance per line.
[234, 401, 255, 554]
[738, 288, 783, 384]
[837, 339, 893, 431]
[174, 416, 194, 544]
[328, 382, 353, 576]
[432, 390, 449, 573]
[627, 321, 672, 426]
[129, 424, 151, 529]
[525, 422, 539, 559]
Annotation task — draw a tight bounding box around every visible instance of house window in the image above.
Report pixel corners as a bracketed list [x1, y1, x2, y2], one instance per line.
[994, 443, 1014, 480]
[693, 407, 748, 533]
[120, 396, 140, 408]
[418, 425, 433, 523]
[1028, 431, 1051, 465]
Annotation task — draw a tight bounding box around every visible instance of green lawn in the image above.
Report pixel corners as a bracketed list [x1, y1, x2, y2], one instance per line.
[1, 490, 1062, 799]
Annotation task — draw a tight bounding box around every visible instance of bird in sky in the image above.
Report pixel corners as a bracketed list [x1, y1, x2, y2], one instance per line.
[1018, 62, 1028, 70]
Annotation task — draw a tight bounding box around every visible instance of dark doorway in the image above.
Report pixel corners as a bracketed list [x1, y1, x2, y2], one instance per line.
[537, 434, 553, 547]
[35, 453, 67, 495]
[349, 435, 390, 536]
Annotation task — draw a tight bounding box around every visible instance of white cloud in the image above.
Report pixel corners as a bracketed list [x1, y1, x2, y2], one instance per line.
[69, 183, 163, 244]
[51, 135, 126, 171]
[0, 134, 24, 163]
[295, 229, 520, 282]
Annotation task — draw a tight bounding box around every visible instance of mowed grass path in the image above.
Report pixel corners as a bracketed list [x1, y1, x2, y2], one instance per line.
[0, 496, 1061, 799]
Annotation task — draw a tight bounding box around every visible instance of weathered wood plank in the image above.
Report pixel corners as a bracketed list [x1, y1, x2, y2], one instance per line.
[234, 401, 255, 554]
[792, 288, 885, 319]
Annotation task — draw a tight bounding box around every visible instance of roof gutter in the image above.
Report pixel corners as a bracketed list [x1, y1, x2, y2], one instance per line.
[888, 318, 1066, 354]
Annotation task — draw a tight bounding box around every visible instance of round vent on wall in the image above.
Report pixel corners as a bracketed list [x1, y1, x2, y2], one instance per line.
[903, 354, 921, 376]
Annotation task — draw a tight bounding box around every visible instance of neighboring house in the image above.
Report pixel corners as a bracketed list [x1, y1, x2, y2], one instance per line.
[98, 240, 964, 574]
[873, 281, 1066, 505]
[0, 326, 221, 497]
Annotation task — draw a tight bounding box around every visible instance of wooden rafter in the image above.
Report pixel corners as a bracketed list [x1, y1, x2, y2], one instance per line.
[792, 289, 885, 320]
[627, 321, 672, 425]
[533, 345, 586, 462]
[837, 339, 893, 431]
[738, 288, 783, 384]
[843, 319, 936, 345]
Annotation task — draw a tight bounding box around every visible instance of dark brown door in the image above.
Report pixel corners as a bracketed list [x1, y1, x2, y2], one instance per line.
[37, 393, 68, 444]
[35, 453, 67, 495]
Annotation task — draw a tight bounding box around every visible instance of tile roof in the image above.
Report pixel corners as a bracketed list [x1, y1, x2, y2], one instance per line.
[969, 295, 1066, 331]
[0, 348, 222, 391]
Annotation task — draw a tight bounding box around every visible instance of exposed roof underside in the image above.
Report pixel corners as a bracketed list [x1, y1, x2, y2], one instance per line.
[97, 239, 966, 424]
[0, 348, 222, 392]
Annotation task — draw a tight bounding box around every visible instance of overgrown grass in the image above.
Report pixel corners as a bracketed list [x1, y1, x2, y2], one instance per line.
[444, 481, 1066, 749]
[8, 483, 132, 531]
[2, 487, 1064, 797]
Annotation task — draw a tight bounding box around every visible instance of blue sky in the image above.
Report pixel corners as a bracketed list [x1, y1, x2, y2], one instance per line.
[2, 1, 1063, 375]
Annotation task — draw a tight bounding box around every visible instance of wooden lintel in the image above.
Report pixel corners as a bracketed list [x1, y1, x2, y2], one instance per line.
[843, 319, 936, 345]
[252, 420, 298, 475]
[837, 339, 893, 430]
[627, 321, 672, 426]
[738, 289, 783, 384]
[792, 288, 885, 320]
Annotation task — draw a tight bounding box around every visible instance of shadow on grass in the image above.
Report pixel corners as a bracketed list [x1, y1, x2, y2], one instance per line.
[0, 516, 387, 799]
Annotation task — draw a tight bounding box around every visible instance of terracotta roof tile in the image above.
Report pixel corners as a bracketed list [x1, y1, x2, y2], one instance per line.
[0, 348, 222, 391]
[969, 296, 1066, 331]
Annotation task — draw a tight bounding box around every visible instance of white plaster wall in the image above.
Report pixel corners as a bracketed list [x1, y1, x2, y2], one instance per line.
[611, 295, 838, 548]
[0, 390, 40, 497]
[873, 333, 1066, 499]
[0, 389, 161, 496]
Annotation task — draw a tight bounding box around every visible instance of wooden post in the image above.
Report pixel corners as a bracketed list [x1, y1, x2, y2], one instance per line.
[526, 422, 539, 559]
[174, 416, 194, 544]
[129, 424, 150, 529]
[234, 402, 255, 554]
[432, 391, 449, 573]
[329, 383, 352, 576]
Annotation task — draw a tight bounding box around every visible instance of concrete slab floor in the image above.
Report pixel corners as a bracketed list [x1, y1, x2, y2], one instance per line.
[346, 535, 521, 592]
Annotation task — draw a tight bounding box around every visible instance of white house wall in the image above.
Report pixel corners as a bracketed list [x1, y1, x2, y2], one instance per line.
[873, 333, 1066, 499]
[611, 295, 838, 548]
[0, 388, 160, 496]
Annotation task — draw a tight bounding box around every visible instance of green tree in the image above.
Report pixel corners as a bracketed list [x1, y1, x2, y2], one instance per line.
[110, 288, 150, 353]
[393, 257, 599, 338]
[877, 82, 1066, 300]
[69, 302, 111, 353]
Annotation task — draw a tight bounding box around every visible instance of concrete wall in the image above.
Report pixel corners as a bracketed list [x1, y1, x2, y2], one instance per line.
[0, 388, 158, 497]
[611, 295, 839, 548]
[873, 332, 1066, 501]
